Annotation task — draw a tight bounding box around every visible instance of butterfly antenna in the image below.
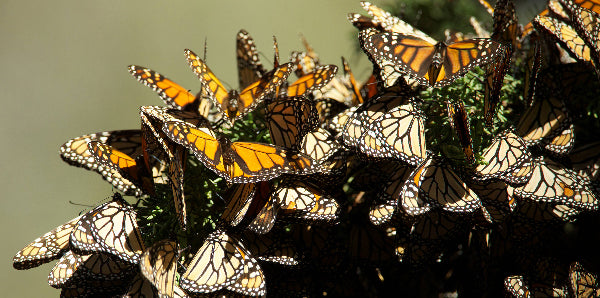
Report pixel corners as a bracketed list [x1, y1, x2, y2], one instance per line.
[203, 37, 208, 62]
[300, 33, 318, 62]
[214, 191, 226, 203]
[69, 201, 94, 208]
[272, 35, 280, 68]
[133, 197, 143, 208]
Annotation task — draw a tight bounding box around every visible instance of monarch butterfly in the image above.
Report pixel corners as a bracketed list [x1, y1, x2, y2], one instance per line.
[483, 40, 511, 127]
[285, 64, 338, 98]
[290, 51, 317, 78]
[128, 65, 211, 117]
[570, 0, 600, 14]
[505, 275, 569, 297]
[470, 17, 490, 39]
[289, 34, 321, 77]
[513, 158, 598, 210]
[221, 181, 275, 234]
[347, 12, 385, 31]
[358, 28, 412, 88]
[471, 181, 516, 224]
[60, 130, 147, 197]
[342, 57, 366, 106]
[13, 215, 82, 270]
[226, 254, 266, 296]
[477, 0, 494, 16]
[446, 100, 475, 164]
[473, 130, 533, 185]
[140, 240, 179, 298]
[569, 261, 600, 297]
[48, 251, 134, 288]
[184, 48, 293, 122]
[368, 163, 412, 225]
[396, 210, 470, 266]
[360, 1, 437, 44]
[551, 0, 572, 18]
[275, 178, 340, 222]
[247, 193, 278, 234]
[162, 120, 321, 183]
[74, 194, 146, 264]
[504, 275, 531, 297]
[491, 0, 520, 49]
[534, 15, 599, 69]
[242, 230, 300, 266]
[400, 155, 482, 216]
[410, 209, 470, 243]
[570, 141, 600, 181]
[516, 91, 574, 154]
[313, 97, 351, 124]
[516, 199, 581, 225]
[300, 128, 341, 164]
[342, 89, 424, 164]
[366, 99, 427, 165]
[561, 1, 600, 70]
[362, 30, 505, 88]
[69, 209, 102, 255]
[274, 178, 318, 214]
[180, 229, 265, 296]
[123, 272, 159, 297]
[265, 96, 319, 150]
[523, 41, 543, 107]
[312, 57, 363, 107]
[237, 29, 266, 90]
[88, 141, 155, 196]
[221, 183, 259, 227]
[140, 105, 211, 229]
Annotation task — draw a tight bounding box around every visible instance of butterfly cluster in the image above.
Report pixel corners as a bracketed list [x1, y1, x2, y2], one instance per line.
[12, 0, 600, 297]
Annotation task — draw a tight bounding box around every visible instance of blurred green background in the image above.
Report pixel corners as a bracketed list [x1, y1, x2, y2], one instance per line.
[1, 0, 543, 296]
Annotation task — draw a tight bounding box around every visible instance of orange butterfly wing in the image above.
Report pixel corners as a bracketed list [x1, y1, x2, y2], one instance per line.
[185, 49, 231, 116]
[161, 121, 226, 175]
[128, 65, 196, 109]
[286, 65, 338, 97]
[228, 142, 319, 183]
[238, 62, 294, 115]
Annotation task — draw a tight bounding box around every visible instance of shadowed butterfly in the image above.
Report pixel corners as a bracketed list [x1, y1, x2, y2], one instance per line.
[265, 96, 319, 150]
[60, 130, 147, 197]
[48, 251, 134, 288]
[513, 158, 598, 210]
[473, 130, 533, 185]
[569, 261, 600, 297]
[180, 229, 265, 296]
[534, 14, 599, 70]
[71, 194, 146, 264]
[88, 141, 155, 196]
[400, 155, 482, 216]
[140, 240, 180, 298]
[13, 215, 83, 270]
[447, 100, 475, 164]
